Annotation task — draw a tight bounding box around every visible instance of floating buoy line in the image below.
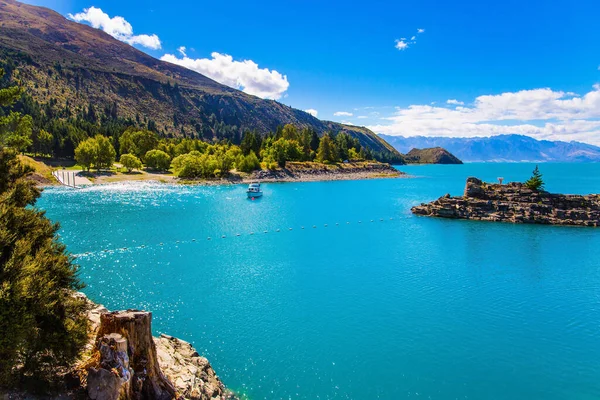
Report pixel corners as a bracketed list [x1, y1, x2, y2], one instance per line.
[72, 216, 405, 259]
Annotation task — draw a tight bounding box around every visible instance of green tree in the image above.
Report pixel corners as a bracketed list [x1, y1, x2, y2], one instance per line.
[261, 138, 303, 168]
[74, 137, 97, 171]
[240, 130, 262, 156]
[0, 148, 89, 387]
[95, 135, 116, 169]
[316, 133, 338, 163]
[0, 69, 32, 152]
[281, 124, 299, 141]
[0, 76, 88, 387]
[145, 149, 171, 171]
[525, 165, 545, 191]
[120, 153, 142, 172]
[35, 129, 53, 157]
[335, 133, 350, 161]
[119, 129, 158, 160]
[300, 128, 317, 160]
[171, 151, 204, 178]
[348, 148, 361, 161]
[236, 151, 260, 172]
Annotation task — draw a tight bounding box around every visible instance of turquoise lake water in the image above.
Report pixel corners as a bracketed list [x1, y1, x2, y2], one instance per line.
[37, 163, 600, 399]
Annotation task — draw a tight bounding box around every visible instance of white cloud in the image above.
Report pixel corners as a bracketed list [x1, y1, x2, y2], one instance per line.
[334, 111, 353, 117]
[125, 34, 161, 49]
[160, 52, 289, 99]
[305, 109, 318, 117]
[68, 6, 161, 50]
[395, 27, 425, 51]
[395, 40, 409, 50]
[368, 85, 600, 145]
[177, 46, 187, 57]
[357, 116, 368, 119]
[447, 99, 464, 105]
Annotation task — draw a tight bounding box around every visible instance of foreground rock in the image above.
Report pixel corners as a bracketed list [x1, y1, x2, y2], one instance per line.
[83, 298, 235, 400]
[155, 335, 227, 400]
[412, 177, 600, 227]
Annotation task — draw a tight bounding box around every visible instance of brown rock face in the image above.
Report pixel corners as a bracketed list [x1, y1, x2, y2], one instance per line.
[78, 297, 235, 400]
[412, 177, 600, 227]
[155, 335, 232, 400]
[90, 311, 176, 400]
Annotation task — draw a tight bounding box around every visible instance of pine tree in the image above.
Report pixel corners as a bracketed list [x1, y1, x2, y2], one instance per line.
[525, 165, 545, 191]
[316, 133, 337, 163]
[0, 69, 32, 152]
[0, 70, 88, 388]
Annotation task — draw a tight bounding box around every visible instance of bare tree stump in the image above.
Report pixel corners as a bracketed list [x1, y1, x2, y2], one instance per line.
[88, 333, 132, 400]
[95, 310, 176, 400]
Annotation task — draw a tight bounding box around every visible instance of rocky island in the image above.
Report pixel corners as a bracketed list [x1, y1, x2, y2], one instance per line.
[412, 177, 600, 227]
[404, 147, 463, 164]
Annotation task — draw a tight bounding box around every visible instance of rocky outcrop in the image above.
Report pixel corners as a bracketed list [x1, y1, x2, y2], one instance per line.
[155, 335, 228, 400]
[412, 177, 600, 226]
[81, 296, 235, 400]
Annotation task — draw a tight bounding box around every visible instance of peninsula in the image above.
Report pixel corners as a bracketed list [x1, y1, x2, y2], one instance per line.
[412, 177, 600, 227]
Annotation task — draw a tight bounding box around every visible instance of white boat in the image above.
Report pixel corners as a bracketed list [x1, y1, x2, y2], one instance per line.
[247, 182, 263, 198]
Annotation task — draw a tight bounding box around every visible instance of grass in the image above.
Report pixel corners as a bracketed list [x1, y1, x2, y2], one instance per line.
[18, 155, 55, 181]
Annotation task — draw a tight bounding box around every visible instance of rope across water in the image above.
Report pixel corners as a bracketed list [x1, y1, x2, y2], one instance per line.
[73, 215, 409, 259]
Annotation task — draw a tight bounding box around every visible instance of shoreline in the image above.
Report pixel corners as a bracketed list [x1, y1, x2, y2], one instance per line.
[42, 161, 405, 187]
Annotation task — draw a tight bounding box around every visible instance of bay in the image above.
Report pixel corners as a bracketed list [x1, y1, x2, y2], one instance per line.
[37, 163, 600, 399]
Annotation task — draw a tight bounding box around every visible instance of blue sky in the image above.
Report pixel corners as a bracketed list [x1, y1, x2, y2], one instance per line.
[22, 0, 600, 144]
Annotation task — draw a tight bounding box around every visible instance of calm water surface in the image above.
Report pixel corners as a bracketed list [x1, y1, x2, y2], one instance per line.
[37, 163, 600, 399]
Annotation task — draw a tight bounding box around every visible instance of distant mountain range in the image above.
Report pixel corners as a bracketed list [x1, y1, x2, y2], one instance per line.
[379, 134, 600, 163]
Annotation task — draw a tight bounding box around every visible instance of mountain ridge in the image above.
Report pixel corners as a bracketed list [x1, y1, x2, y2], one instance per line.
[379, 134, 600, 162]
[0, 0, 403, 161]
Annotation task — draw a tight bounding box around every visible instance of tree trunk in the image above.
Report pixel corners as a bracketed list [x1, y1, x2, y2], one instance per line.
[95, 310, 176, 400]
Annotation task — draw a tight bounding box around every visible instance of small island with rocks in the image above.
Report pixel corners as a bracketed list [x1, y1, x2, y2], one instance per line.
[412, 169, 600, 227]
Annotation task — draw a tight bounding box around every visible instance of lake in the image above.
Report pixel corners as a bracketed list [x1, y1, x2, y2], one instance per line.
[37, 163, 600, 399]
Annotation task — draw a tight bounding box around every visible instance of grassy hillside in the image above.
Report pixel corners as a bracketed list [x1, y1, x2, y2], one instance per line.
[17, 154, 57, 184]
[0, 0, 403, 162]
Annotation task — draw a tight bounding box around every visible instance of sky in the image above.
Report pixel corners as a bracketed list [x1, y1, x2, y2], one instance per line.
[21, 0, 600, 144]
